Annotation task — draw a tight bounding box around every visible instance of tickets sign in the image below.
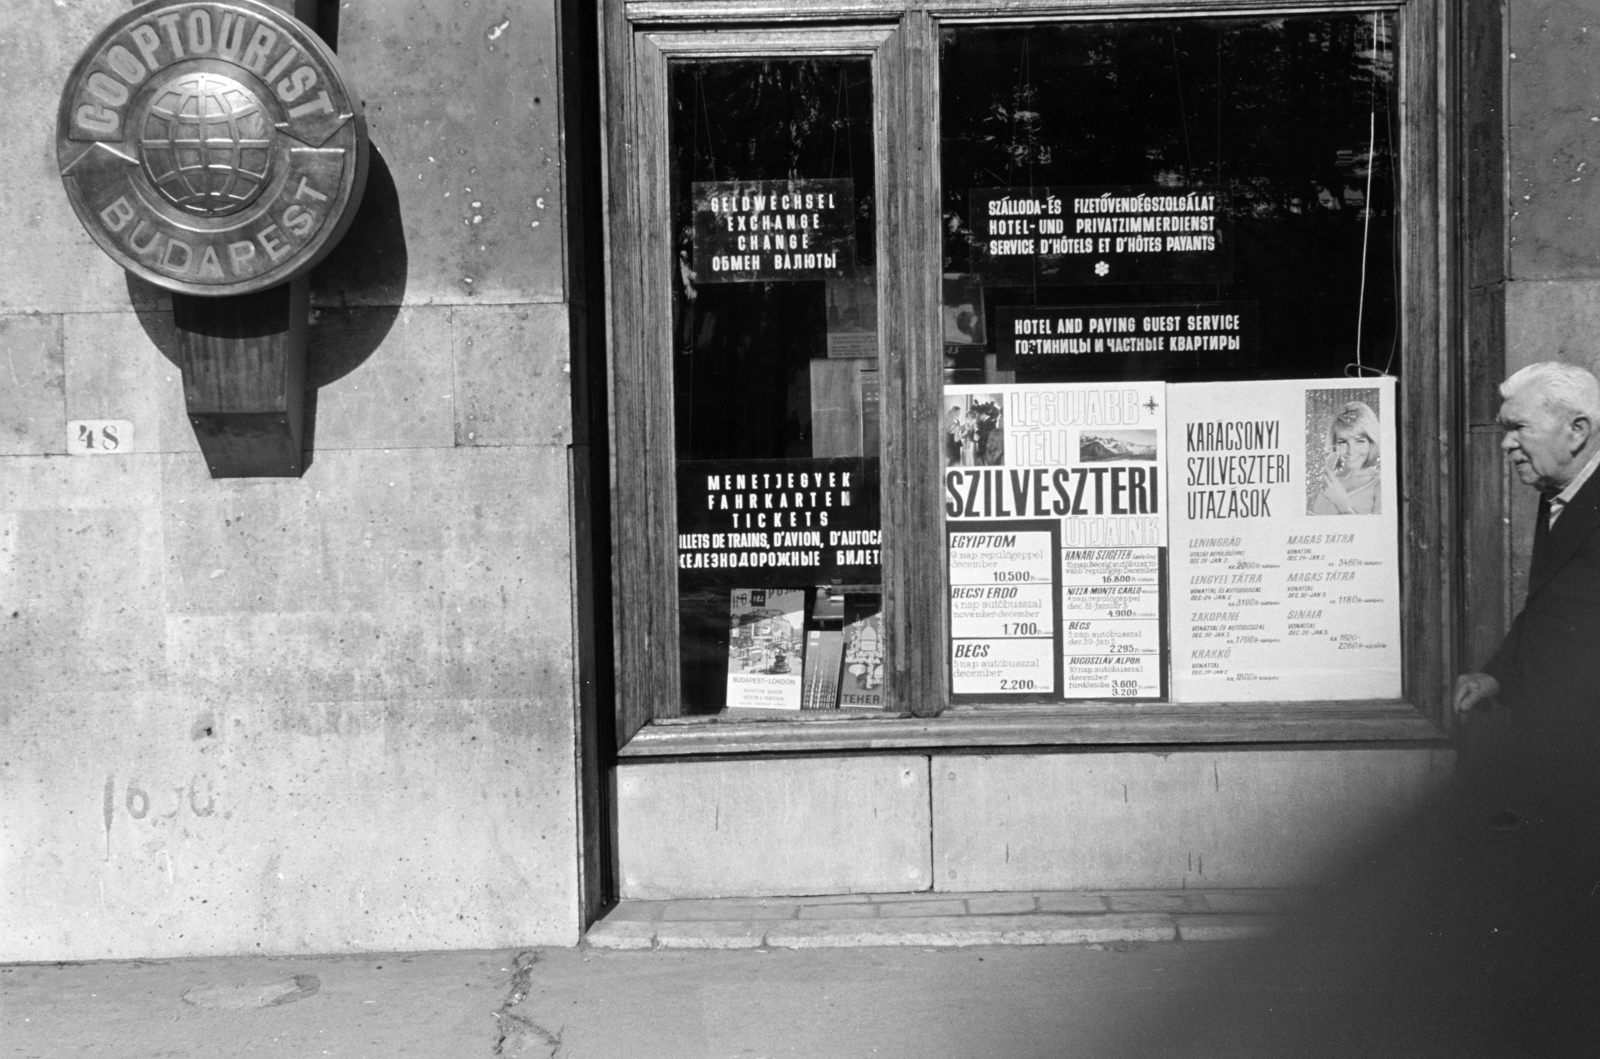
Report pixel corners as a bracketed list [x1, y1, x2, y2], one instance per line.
[677, 457, 881, 588]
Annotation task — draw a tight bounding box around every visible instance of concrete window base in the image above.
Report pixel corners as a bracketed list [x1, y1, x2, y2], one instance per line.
[586, 888, 1301, 950]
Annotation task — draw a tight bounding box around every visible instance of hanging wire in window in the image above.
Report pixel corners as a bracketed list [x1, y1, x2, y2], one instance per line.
[829, 67, 847, 179]
[1171, 28, 1195, 187]
[1006, 30, 1039, 292]
[1214, 27, 1225, 305]
[1348, 11, 1389, 379]
[678, 69, 714, 353]
[1380, 13, 1401, 378]
[1004, 30, 1033, 189]
[830, 67, 863, 264]
[695, 68, 717, 182]
[1214, 27, 1223, 188]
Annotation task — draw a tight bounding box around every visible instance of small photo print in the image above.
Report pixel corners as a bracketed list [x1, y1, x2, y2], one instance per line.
[942, 274, 988, 346]
[1305, 388, 1381, 516]
[1079, 429, 1159, 463]
[944, 392, 1005, 467]
[826, 270, 879, 358]
[825, 269, 878, 333]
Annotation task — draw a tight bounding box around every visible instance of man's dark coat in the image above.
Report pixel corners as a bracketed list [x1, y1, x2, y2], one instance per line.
[1483, 465, 1600, 852]
[1485, 467, 1600, 718]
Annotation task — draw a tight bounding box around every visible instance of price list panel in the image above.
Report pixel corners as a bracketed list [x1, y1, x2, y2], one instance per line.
[948, 521, 1062, 700]
[1060, 546, 1166, 699]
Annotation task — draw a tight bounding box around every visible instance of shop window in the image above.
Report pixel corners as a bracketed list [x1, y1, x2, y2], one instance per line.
[940, 16, 1403, 706]
[669, 57, 884, 714]
[605, 10, 1452, 752]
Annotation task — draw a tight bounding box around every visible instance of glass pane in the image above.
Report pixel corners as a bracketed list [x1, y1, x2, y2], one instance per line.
[669, 58, 884, 715]
[939, 16, 1404, 706]
[940, 16, 1398, 384]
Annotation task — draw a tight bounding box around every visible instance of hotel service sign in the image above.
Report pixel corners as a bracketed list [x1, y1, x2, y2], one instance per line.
[57, 0, 367, 296]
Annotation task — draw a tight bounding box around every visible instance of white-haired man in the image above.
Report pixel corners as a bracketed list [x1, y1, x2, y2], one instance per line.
[1456, 361, 1600, 717]
[1455, 362, 1600, 850]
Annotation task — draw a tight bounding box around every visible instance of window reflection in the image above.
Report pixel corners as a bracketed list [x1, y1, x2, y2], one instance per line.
[941, 15, 1397, 384]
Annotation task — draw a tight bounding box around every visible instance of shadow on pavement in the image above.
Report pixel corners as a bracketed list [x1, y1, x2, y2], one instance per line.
[1098, 715, 1600, 1059]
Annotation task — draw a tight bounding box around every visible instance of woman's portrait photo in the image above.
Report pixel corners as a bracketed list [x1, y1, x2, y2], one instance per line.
[1306, 390, 1381, 515]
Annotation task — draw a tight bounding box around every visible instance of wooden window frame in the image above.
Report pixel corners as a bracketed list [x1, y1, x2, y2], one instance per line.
[600, 0, 1461, 757]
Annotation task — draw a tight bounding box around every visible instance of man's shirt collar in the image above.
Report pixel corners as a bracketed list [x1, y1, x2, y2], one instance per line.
[1547, 444, 1600, 526]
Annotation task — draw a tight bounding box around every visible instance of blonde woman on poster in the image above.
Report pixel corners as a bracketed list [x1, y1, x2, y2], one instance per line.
[1311, 400, 1382, 515]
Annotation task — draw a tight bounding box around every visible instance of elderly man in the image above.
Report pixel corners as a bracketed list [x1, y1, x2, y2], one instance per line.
[1455, 360, 1600, 870]
[1451, 362, 1600, 1045]
[1456, 361, 1600, 717]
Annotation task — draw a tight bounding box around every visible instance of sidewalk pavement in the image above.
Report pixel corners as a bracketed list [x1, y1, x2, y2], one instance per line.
[0, 883, 1545, 1059]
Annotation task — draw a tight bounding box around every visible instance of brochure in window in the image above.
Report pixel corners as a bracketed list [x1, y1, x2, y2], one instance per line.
[726, 588, 807, 710]
[838, 595, 885, 708]
[800, 589, 846, 710]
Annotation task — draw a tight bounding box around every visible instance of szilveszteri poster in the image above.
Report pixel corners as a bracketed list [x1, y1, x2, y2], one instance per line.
[677, 457, 881, 588]
[1167, 377, 1401, 702]
[693, 178, 856, 283]
[968, 186, 1231, 286]
[944, 382, 1168, 701]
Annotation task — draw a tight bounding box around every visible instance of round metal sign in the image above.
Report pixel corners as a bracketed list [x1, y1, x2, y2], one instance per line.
[57, 0, 368, 296]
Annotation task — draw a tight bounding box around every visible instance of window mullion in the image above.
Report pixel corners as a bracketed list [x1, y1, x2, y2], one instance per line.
[881, 9, 949, 716]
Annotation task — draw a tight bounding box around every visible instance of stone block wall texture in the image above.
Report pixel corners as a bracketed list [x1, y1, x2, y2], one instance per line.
[1505, 1, 1600, 602]
[614, 749, 1452, 899]
[0, 0, 580, 959]
[932, 748, 1452, 892]
[617, 758, 934, 899]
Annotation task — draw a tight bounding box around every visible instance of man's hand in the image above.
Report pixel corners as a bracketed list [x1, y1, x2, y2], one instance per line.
[1454, 672, 1500, 713]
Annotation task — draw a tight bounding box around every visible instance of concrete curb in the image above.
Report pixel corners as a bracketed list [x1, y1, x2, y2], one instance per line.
[588, 902, 1286, 959]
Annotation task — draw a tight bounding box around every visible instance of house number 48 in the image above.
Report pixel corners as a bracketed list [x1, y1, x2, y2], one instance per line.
[67, 420, 133, 455]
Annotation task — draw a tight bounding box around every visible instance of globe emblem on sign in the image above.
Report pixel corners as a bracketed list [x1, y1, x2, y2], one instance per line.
[140, 73, 274, 217]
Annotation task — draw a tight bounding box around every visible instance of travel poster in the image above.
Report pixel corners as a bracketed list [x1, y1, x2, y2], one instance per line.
[944, 381, 1168, 701]
[1166, 376, 1401, 702]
